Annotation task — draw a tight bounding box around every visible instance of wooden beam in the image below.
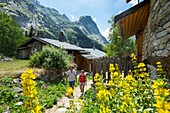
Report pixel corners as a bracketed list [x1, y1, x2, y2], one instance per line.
[115, 0, 150, 23]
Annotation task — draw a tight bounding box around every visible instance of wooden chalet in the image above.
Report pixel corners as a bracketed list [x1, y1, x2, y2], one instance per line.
[17, 36, 106, 72]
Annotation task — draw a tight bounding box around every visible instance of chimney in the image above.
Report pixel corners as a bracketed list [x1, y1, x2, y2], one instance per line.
[59, 31, 66, 42]
[93, 45, 95, 50]
[76, 40, 79, 46]
[36, 31, 44, 38]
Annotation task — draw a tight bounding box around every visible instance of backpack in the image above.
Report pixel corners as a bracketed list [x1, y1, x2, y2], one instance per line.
[79, 74, 86, 82]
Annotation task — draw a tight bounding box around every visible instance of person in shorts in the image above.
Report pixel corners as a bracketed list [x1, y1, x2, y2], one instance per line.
[66, 66, 77, 90]
[79, 70, 87, 95]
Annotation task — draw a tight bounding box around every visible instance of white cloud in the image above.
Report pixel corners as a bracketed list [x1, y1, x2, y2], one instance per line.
[118, 10, 122, 14]
[101, 27, 110, 39]
[92, 17, 97, 23]
[129, 0, 138, 6]
[70, 15, 78, 21]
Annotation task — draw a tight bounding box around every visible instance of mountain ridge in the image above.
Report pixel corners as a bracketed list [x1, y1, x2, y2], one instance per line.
[0, 0, 108, 50]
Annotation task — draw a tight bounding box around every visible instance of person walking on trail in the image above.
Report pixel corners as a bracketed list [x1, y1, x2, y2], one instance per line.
[66, 66, 77, 90]
[79, 70, 87, 95]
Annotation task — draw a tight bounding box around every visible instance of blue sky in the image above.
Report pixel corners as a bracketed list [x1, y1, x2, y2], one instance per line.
[38, 0, 139, 38]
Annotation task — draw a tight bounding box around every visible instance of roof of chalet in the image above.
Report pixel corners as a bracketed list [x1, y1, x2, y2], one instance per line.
[18, 37, 84, 51]
[40, 38, 84, 51]
[114, 0, 150, 39]
[81, 48, 106, 59]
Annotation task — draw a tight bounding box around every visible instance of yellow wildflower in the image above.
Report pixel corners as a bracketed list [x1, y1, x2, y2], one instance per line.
[67, 87, 73, 97]
[138, 62, 145, 68]
[164, 89, 170, 96]
[164, 102, 170, 110]
[157, 62, 161, 65]
[153, 100, 163, 109]
[113, 71, 119, 76]
[157, 109, 166, 113]
[99, 105, 111, 113]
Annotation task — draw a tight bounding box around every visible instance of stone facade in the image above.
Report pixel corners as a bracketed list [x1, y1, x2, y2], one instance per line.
[142, 0, 170, 75]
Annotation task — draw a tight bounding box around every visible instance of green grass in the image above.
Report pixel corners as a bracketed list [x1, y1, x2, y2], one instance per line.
[0, 59, 29, 78]
[0, 59, 29, 71]
[36, 80, 68, 110]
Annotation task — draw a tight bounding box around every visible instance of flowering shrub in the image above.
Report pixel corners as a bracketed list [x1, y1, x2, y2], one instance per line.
[20, 69, 42, 113]
[80, 54, 170, 113]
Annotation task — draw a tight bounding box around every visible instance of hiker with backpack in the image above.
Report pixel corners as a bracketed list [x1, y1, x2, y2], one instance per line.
[79, 70, 87, 95]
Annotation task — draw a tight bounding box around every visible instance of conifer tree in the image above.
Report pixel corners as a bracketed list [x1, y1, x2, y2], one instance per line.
[0, 12, 27, 56]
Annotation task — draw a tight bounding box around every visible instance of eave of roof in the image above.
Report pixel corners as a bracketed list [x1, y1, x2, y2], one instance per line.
[81, 48, 106, 59]
[115, 0, 150, 39]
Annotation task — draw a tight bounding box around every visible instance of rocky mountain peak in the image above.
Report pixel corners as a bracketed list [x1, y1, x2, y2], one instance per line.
[79, 16, 108, 44]
[79, 16, 99, 34]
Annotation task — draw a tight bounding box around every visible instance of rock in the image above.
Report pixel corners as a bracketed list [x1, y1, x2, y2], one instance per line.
[163, 21, 170, 29]
[16, 101, 23, 106]
[14, 94, 19, 98]
[158, 44, 166, 50]
[57, 108, 67, 113]
[162, 49, 169, 57]
[13, 78, 22, 84]
[156, 30, 168, 38]
[156, 50, 163, 56]
[13, 87, 22, 93]
[167, 44, 170, 50]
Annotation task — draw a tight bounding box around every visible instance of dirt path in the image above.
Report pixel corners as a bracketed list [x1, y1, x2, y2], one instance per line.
[45, 80, 93, 113]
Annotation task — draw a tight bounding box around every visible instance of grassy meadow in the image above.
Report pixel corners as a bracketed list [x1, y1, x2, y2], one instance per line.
[0, 59, 29, 78]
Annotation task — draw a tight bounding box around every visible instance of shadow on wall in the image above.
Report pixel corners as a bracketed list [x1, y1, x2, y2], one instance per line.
[147, 56, 170, 81]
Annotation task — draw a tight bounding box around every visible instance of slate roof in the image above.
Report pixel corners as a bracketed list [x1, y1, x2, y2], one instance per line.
[40, 38, 84, 51]
[81, 48, 106, 59]
[18, 37, 84, 51]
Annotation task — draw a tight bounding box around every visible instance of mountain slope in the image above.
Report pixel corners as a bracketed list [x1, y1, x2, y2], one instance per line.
[0, 0, 108, 50]
[78, 16, 108, 44]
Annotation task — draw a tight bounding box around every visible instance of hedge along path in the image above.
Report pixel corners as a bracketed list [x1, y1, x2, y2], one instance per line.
[45, 79, 93, 113]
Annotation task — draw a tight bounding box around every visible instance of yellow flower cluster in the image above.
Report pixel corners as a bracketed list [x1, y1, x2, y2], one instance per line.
[67, 87, 74, 97]
[131, 53, 137, 61]
[99, 105, 111, 113]
[109, 64, 115, 72]
[156, 62, 163, 72]
[90, 55, 169, 112]
[68, 99, 77, 112]
[79, 54, 169, 113]
[20, 69, 42, 113]
[97, 89, 111, 102]
[152, 79, 170, 113]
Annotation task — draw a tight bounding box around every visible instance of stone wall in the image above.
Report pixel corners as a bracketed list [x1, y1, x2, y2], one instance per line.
[142, 0, 170, 75]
